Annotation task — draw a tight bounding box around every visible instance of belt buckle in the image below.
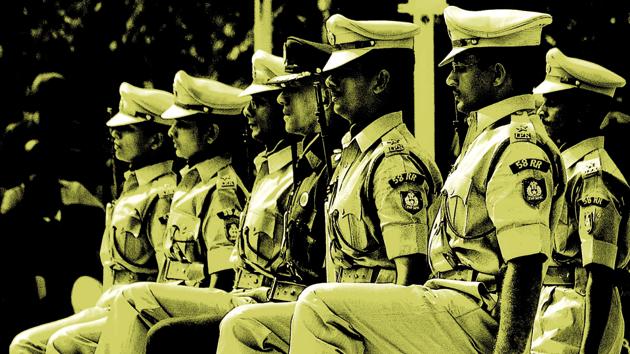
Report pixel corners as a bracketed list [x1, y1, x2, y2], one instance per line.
[267, 278, 304, 302]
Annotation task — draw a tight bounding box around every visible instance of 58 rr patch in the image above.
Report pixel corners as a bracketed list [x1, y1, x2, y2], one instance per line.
[522, 178, 546, 206]
[401, 190, 423, 214]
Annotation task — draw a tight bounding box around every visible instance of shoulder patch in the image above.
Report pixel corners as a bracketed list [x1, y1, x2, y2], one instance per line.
[382, 139, 407, 156]
[522, 177, 547, 206]
[509, 158, 550, 174]
[389, 172, 425, 188]
[577, 158, 602, 179]
[400, 190, 423, 214]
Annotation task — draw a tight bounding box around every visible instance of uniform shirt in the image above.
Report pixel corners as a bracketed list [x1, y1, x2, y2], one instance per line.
[551, 136, 630, 270]
[234, 141, 294, 276]
[427, 95, 565, 305]
[160, 155, 248, 287]
[99, 160, 176, 288]
[277, 134, 328, 284]
[327, 111, 443, 277]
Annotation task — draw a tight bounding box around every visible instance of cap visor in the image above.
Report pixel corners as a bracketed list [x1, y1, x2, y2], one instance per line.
[532, 80, 574, 95]
[161, 104, 201, 119]
[323, 49, 371, 72]
[268, 72, 314, 86]
[240, 83, 280, 97]
[106, 112, 145, 127]
[437, 47, 470, 67]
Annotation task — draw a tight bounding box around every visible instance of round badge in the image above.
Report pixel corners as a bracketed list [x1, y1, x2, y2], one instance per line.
[299, 192, 309, 207]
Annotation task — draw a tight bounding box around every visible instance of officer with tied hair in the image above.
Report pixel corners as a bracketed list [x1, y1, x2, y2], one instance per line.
[10, 82, 177, 354]
[218, 14, 442, 353]
[137, 50, 302, 354]
[531, 48, 629, 354]
[94, 72, 250, 354]
[288, 7, 565, 353]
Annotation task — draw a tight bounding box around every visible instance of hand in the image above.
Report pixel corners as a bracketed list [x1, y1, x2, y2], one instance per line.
[232, 286, 271, 303]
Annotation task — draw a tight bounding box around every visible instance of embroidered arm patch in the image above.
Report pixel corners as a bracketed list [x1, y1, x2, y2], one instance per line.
[400, 190, 423, 214]
[389, 172, 425, 188]
[522, 177, 546, 206]
[509, 158, 550, 174]
[578, 196, 610, 208]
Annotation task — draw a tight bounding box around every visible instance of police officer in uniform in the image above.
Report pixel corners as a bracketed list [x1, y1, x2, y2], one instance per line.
[531, 48, 629, 354]
[217, 15, 442, 353]
[10, 83, 177, 354]
[94, 72, 250, 354]
[138, 50, 303, 354]
[288, 7, 566, 353]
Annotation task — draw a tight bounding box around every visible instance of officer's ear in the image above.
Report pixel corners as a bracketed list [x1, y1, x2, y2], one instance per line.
[205, 123, 220, 145]
[491, 63, 507, 87]
[150, 131, 165, 151]
[372, 69, 391, 95]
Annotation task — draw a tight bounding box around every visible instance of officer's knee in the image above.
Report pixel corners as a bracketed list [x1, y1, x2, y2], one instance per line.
[220, 306, 258, 344]
[46, 327, 75, 354]
[9, 331, 36, 354]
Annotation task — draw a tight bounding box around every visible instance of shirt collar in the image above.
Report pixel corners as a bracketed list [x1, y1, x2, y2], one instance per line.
[469, 94, 535, 138]
[179, 155, 231, 183]
[301, 133, 324, 170]
[125, 160, 173, 186]
[267, 143, 294, 173]
[342, 111, 403, 152]
[562, 136, 605, 169]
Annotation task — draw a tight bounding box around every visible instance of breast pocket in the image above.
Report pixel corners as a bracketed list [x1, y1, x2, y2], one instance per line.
[246, 209, 281, 260]
[336, 209, 370, 251]
[165, 210, 201, 261]
[113, 213, 151, 262]
[444, 174, 473, 238]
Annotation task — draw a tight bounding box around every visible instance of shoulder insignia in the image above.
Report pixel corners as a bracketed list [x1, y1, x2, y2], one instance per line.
[583, 209, 601, 234]
[509, 112, 536, 144]
[509, 158, 550, 174]
[389, 172, 425, 188]
[218, 174, 237, 189]
[522, 177, 547, 207]
[400, 190, 423, 214]
[158, 184, 176, 198]
[577, 157, 602, 179]
[382, 139, 407, 157]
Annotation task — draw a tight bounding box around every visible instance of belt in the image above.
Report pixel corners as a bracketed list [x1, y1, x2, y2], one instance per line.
[436, 268, 497, 292]
[337, 266, 393, 283]
[234, 269, 306, 302]
[543, 265, 588, 295]
[163, 259, 205, 282]
[111, 268, 155, 285]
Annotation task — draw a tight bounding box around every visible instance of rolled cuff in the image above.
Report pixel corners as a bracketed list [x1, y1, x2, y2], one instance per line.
[383, 223, 427, 260]
[497, 223, 551, 262]
[207, 246, 237, 274]
[581, 238, 617, 269]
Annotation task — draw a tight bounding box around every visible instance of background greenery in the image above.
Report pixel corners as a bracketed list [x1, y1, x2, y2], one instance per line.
[1, 0, 628, 192]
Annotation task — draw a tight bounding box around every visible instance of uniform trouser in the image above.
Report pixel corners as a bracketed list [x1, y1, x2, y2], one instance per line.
[94, 282, 241, 354]
[145, 312, 223, 354]
[9, 306, 108, 354]
[218, 301, 296, 353]
[531, 285, 625, 354]
[218, 283, 498, 354]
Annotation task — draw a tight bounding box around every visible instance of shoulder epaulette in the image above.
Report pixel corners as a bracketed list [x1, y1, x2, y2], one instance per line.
[509, 111, 537, 144]
[217, 168, 237, 189]
[577, 152, 602, 179]
[381, 134, 409, 157]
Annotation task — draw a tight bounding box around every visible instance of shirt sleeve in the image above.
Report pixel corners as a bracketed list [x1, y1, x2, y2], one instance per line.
[577, 174, 622, 269]
[487, 141, 556, 262]
[202, 186, 242, 274]
[373, 153, 432, 259]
